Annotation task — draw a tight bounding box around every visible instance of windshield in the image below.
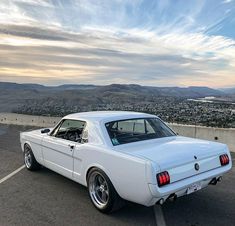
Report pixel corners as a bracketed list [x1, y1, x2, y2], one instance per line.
[105, 117, 176, 146]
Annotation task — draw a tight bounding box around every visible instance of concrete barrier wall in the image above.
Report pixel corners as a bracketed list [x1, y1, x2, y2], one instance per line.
[0, 113, 234, 152]
[0, 113, 61, 128]
[169, 123, 235, 152]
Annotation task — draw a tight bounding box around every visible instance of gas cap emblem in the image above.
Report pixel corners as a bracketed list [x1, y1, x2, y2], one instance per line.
[194, 163, 200, 171]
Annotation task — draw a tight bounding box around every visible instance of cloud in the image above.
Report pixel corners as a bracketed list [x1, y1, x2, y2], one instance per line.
[0, 25, 69, 41]
[222, 0, 233, 3]
[0, 0, 234, 87]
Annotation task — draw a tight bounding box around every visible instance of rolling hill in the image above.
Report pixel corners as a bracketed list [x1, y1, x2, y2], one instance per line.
[0, 82, 226, 114]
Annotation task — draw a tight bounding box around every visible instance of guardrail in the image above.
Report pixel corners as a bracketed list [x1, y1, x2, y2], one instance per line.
[0, 113, 234, 152]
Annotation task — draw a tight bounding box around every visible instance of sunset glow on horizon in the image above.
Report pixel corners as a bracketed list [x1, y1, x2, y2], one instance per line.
[0, 0, 235, 88]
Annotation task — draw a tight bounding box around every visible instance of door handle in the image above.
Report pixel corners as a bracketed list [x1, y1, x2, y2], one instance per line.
[68, 144, 75, 150]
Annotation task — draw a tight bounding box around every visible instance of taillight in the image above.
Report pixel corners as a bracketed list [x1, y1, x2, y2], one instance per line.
[220, 154, 229, 166]
[157, 171, 170, 187]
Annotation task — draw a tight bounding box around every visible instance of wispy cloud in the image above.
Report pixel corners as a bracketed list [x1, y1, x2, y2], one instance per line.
[222, 0, 233, 4]
[0, 0, 235, 87]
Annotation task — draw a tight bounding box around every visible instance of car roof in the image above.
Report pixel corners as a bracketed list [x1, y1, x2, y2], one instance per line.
[63, 111, 157, 123]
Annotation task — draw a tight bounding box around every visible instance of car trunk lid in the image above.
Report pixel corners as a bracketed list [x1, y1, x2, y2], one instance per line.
[116, 136, 226, 183]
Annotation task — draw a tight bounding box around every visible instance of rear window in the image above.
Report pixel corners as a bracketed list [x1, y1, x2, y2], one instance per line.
[105, 118, 176, 146]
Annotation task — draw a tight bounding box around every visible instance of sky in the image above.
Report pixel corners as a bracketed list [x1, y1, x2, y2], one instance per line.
[0, 0, 235, 87]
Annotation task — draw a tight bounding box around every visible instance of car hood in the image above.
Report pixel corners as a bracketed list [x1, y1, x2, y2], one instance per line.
[115, 136, 227, 170]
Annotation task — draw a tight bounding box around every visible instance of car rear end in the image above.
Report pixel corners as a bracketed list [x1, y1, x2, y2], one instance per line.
[147, 144, 232, 206]
[103, 115, 232, 207]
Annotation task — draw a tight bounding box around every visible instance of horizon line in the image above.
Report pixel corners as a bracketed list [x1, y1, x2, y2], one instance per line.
[0, 80, 234, 89]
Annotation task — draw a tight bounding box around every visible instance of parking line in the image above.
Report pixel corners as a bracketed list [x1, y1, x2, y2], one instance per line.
[0, 165, 25, 184]
[154, 205, 167, 226]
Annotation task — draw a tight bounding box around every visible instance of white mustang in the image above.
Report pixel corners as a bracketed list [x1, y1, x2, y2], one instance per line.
[20, 111, 232, 213]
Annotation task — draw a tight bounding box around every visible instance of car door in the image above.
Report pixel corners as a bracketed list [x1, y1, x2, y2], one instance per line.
[42, 119, 86, 179]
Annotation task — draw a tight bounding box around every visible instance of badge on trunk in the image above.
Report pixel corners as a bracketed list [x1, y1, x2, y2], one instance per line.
[194, 163, 200, 171]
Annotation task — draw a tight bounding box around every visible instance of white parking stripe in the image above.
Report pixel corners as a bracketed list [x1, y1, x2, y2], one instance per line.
[154, 205, 167, 226]
[0, 165, 25, 184]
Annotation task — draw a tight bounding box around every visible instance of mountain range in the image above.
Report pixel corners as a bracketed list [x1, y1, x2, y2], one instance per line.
[0, 82, 227, 95]
[0, 82, 233, 114]
[220, 87, 235, 94]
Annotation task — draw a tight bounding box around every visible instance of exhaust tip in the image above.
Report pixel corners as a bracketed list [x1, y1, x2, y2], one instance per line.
[157, 198, 165, 205]
[167, 193, 177, 202]
[209, 176, 222, 185]
[209, 178, 217, 185]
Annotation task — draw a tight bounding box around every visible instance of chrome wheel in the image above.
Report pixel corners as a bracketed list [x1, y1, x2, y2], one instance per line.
[89, 172, 109, 209]
[24, 146, 32, 168]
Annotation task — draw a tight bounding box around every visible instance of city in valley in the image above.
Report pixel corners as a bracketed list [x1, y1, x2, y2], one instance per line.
[1, 82, 235, 128]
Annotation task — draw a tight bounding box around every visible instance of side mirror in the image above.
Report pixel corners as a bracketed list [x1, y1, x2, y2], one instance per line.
[41, 128, 50, 134]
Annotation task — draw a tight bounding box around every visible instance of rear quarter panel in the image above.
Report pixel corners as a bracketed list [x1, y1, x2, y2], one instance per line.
[74, 145, 153, 206]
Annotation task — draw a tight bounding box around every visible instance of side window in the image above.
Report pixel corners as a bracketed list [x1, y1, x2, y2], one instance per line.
[51, 119, 86, 143]
[145, 120, 155, 134]
[133, 119, 145, 133]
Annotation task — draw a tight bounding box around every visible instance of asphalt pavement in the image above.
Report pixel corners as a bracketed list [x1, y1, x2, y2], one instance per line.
[0, 124, 234, 226]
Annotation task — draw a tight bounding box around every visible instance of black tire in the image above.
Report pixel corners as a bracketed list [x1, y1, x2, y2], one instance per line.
[24, 144, 41, 171]
[87, 168, 125, 213]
